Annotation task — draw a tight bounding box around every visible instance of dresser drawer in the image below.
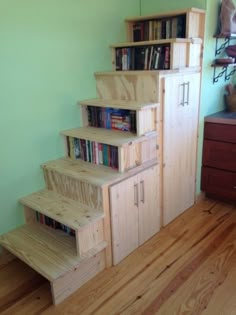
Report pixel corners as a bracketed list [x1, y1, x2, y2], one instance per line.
[201, 167, 236, 201]
[203, 140, 236, 172]
[204, 122, 236, 143]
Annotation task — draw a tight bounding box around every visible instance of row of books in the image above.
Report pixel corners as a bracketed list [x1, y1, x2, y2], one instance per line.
[67, 136, 119, 169]
[87, 106, 137, 133]
[116, 45, 170, 71]
[133, 15, 186, 41]
[36, 211, 75, 237]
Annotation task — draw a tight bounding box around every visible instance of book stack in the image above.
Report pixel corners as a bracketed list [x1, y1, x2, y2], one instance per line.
[67, 136, 119, 169]
[87, 106, 136, 133]
[132, 14, 186, 41]
[35, 211, 76, 237]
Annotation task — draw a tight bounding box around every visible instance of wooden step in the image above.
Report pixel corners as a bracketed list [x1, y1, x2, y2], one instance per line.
[20, 189, 104, 232]
[79, 98, 159, 110]
[61, 126, 157, 147]
[0, 224, 107, 282]
[110, 37, 202, 48]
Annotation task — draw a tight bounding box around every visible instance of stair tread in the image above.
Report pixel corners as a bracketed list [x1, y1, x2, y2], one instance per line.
[61, 126, 157, 147]
[79, 98, 159, 110]
[0, 224, 107, 282]
[20, 189, 104, 231]
[42, 157, 158, 187]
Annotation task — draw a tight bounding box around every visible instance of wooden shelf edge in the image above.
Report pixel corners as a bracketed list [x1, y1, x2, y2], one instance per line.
[110, 38, 202, 48]
[78, 98, 160, 110]
[19, 189, 105, 231]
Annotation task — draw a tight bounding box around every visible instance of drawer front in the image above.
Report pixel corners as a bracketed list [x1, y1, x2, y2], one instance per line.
[203, 140, 236, 172]
[201, 167, 236, 201]
[204, 122, 236, 143]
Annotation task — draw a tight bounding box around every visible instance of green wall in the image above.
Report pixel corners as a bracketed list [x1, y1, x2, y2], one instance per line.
[141, 0, 231, 194]
[0, 0, 139, 235]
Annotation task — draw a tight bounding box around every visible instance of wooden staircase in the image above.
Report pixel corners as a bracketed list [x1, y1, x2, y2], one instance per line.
[0, 185, 108, 304]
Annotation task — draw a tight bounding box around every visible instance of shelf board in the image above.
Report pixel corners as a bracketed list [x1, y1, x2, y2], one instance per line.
[110, 37, 202, 49]
[79, 98, 159, 110]
[125, 7, 205, 22]
[20, 189, 104, 231]
[0, 223, 107, 281]
[61, 126, 157, 147]
[42, 157, 158, 187]
[211, 63, 236, 68]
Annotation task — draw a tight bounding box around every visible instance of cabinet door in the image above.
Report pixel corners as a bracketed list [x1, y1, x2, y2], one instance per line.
[162, 72, 200, 225]
[110, 174, 139, 265]
[138, 164, 160, 245]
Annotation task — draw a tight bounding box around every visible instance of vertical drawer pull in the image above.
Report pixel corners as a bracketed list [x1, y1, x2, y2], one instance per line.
[134, 184, 139, 206]
[140, 180, 145, 203]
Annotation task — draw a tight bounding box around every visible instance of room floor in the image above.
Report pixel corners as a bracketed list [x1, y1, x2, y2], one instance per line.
[0, 198, 236, 315]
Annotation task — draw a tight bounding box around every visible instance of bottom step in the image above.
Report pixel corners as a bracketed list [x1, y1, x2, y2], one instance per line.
[0, 224, 107, 304]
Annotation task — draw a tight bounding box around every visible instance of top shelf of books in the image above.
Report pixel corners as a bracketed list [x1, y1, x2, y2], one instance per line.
[125, 7, 205, 42]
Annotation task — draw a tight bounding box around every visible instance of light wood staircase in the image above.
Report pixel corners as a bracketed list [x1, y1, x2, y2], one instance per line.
[0, 159, 112, 305]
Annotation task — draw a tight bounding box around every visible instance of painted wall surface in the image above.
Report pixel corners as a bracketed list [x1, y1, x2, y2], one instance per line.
[0, 0, 139, 235]
[141, 0, 233, 194]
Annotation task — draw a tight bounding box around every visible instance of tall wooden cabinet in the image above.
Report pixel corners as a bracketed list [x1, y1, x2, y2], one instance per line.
[0, 7, 205, 305]
[110, 164, 160, 264]
[162, 72, 201, 225]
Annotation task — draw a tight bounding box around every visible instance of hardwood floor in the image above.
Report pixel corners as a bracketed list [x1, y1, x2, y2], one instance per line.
[1, 198, 236, 314]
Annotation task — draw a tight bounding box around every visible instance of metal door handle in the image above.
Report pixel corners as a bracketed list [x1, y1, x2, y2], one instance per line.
[140, 180, 145, 203]
[134, 184, 139, 206]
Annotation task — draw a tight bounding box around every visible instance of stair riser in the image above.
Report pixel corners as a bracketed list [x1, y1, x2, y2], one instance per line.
[76, 219, 105, 256]
[43, 169, 103, 210]
[51, 250, 106, 305]
[95, 73, 159, 102]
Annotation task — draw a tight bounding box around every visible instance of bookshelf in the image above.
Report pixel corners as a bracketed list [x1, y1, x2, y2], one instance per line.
[0, 7, 205, 305]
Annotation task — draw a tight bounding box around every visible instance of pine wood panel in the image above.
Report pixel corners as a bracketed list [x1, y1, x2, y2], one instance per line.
[20, 189, 105, 231]
[162, 72, 201, 226]
[61, 127, 156, 147]
[0, 223, 107, 281]
[95, 72, 160, 102]
[79, 98, 159, 110]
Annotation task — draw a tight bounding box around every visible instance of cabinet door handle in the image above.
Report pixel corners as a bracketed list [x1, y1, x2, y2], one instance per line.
[185, 81, 190, 105]
[134, 184, 139, 207]
[140, 180, 145, 203]
[180, 83, 185, 106]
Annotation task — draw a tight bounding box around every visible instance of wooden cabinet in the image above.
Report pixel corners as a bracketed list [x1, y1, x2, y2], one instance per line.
[109, 164, 160, 264]
[201, 112, 236, 201]
[162, 72, 201, 225]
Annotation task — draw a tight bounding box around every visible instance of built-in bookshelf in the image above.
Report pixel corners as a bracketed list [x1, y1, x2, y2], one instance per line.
[115, 44, 170, 71]
[61, 127, 158, 172]
[87, 105, 136, 132]
[66, 136, 119, 169]
[111, 38, 202, 71]
[35, 211, 76, 237]
[131, 14, 186, 42]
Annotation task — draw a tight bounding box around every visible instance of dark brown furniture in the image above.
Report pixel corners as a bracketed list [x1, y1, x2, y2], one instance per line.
[201, 111, 236, 201]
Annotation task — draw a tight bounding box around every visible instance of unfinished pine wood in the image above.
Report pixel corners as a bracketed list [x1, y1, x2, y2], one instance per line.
[162, 71, 201, 226]
[80, 101, 160, 137]
[125, 7, 205, 41]
[0, 223, 107, 282]
[95, 72, 160, 102]
[79, 98, 159, 110]
[20, 189, 105, 231]
[2, 199, 235, 314]
[61, 126, 156, 147]
[51, 251, 106, 305]
[109, 164, 160, 264]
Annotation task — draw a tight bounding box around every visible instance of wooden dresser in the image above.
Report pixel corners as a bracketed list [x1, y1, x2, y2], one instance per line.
[201, 111, 236, 201]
